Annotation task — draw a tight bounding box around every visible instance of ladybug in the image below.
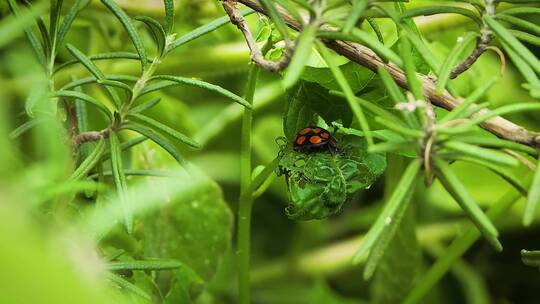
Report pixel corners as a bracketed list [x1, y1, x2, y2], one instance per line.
[293, 126, 337, 153]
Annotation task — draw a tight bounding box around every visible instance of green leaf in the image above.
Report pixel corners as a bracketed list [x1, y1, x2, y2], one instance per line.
[434, 158, 501, 251]
[509, 29, 540, 47]
[367, 18, 384, 44]
[65, 44, 124, 108]
[49, 0, 63, 51]
[436, 32, 477, 94]
[440, 77, 497, 123]
[135, 16, 166, 56]
[399, 34, 423, 100]
[456, 155, 528, 196]
[442, 103, 540, 133]
[496, 14, 540, 37]
[370, 195, 420, 302]
[167, 8, 254, 51]
[139, 175, 233, 298]
[122, 122, 185, 165]
[330, 90, 407, 124]
[500, 40, 540, 88]
[106, 272, 151, 300]
[374, 116, 424, 138]
[377, 66, 418, 127]
[57, 0, 91, 47]
[24, 81, 48, 118]
[106, 259, 182, 271]
[0, 1, 47, 48]
[61, 75, 138, 91]
[484, 15, 540, 75]
[363, 185, 417, 280]
[443, 141, 519, 167]
[459, 135, 538, 156]
[128, 97, 161, 114]
[144, 75, 251, 108]
[317, 42, 373, 146]
[51, 90, 111, 118]
[100, 0, 147, 71]
[163, 0, 174, 33]
[9, 118, 47, 139]
[300, 59, 375, 93]
[278, 134, 386, 220]
[353, 159, 421, 263]
[260, 0, 290, 41]
[521, 249, 540, 268]
[128, 113, 200, 149]
[283, 82, 316, 141]
[55, 52, 149, 74]
[401, 25, 440, 75]
[99, 136, 147, 163]
[273, 0, 303, 25]
[283, 23, 317, 88]
[343, 0, 369, 34]
[6, 0, 47, 67]
[524, 156, 540, 226]
[68, 139, 107, 182]
[109, 131, 132, 234]
[500, 7, 540, 16]
[402, 6, 481, 24]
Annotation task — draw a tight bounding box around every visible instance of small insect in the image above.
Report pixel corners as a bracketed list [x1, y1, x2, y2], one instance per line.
[293, 126, 337, 153]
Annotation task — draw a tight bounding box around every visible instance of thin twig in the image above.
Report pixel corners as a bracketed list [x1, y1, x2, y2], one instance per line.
[450, 0, 497, 79]
[449, 28, 492, 79]
[74, 129, 109, 147]
[222, 0, 294, 72]
[233, 0, 540, 149]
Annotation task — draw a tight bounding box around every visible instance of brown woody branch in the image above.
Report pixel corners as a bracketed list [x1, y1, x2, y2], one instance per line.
[450, 27, 492, 79]
[74, 129, 109, 147]
[222, 0, 294, 72]
[233, 0, 540, 149]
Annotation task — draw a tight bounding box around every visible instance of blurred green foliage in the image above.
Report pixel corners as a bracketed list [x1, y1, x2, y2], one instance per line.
[1, 0, 540, 304]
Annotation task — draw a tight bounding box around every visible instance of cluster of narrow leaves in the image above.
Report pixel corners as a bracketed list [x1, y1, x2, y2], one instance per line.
[5, 0, 257, 301]
[252, 0, 540, 301]
[8, 0, 251, 230]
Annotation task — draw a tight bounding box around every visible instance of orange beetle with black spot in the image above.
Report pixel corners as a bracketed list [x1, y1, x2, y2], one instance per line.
[293, 126, 337, 153]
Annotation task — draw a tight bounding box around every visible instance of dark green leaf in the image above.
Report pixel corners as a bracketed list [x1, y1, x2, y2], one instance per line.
[128, 113, 200, 148]
[484, 16, 540, 75]
[106, 259, 182, 271]
[128, 97, 161, 114]
[145, 75, 251, 109]
[57, 0, 91, 47]
[122, 122, 185, 165]
[68, 139, 107, 182]
[283, 23, 317, 88]
[164, 0, 174, 33]
[100, 0, 147, 71]
[317, 42, 373, 146]
[524, 156, 540, 226]
[135, 16, 166, 56]
[51, 90, 111, 118]
[343, 0, 369, 34]
[434, 158, 501, 251]
[353, 159, 421, 263]
[167, 8, 254, 51]
[6, 0, 46, 67]
[109, 131, 132, 233]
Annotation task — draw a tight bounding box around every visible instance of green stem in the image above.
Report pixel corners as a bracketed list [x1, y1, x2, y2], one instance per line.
[237, 63, 259, 304]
